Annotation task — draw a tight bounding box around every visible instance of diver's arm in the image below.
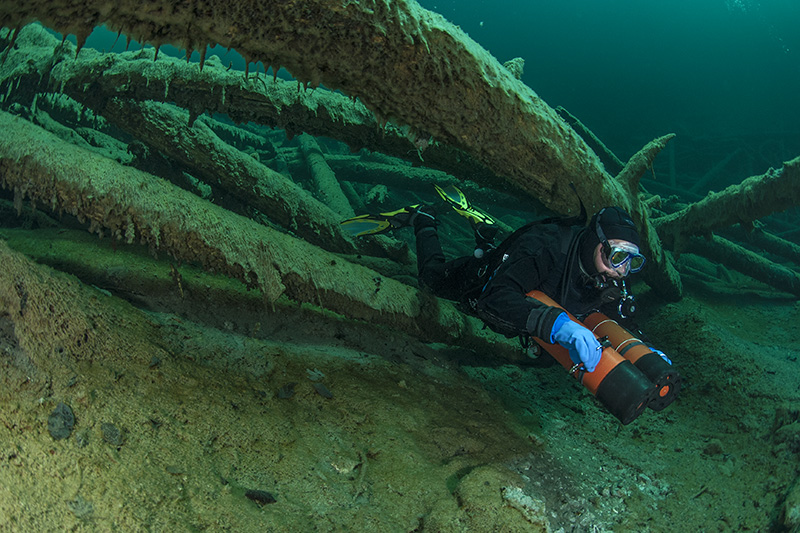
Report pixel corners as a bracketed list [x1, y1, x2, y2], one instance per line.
[475, 250, 562, 338]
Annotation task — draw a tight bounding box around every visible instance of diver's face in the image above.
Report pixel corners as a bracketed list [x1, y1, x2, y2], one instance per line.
[593, 239, 639, 280]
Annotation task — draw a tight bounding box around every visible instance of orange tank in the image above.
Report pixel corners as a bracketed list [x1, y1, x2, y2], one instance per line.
[527, 291, 656, 424]
[582, 312, 680, 411]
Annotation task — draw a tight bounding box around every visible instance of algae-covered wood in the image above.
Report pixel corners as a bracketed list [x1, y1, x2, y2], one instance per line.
[0, 110, 511, 355]
[0, 2, 682, 299]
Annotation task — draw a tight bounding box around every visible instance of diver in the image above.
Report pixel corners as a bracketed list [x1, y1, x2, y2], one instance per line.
[341, 186, 667, 374]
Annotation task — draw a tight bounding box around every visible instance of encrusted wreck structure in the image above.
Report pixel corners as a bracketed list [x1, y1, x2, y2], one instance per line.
[1, 2, 800, 531]
[0, 0, 686, 298]
[1, 1, 797, 308]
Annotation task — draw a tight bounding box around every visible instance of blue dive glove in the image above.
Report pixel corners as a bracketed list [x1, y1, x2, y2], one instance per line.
[650, 347, 672, 365]
[551, 313, 602, 372]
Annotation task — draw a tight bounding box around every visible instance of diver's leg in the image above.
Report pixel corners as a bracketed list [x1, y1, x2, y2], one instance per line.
[413, 208, 447, 291]
[414, 210, 477, 300]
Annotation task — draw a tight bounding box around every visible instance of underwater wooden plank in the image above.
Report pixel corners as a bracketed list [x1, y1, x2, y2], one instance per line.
[99, 97, 360, 254]
[0, 110, 512, 354]
[3, 0, 611, 212]
[0, 1, 683, 300]
[655, 156, 800, 243]
[0, 24, 499, 188]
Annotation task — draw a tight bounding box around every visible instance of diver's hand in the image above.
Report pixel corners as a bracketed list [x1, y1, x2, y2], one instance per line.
[650, 347, 672, 365]
[551, 315, 602, 372]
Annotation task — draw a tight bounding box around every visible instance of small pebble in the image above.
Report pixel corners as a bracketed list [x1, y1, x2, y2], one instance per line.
[245, 489, 277, 506]
[702, 438, 724, 456]
[67, 495, 94, 519]
[313, 382, 333, 399]
[74, 428, 90, 448]
[47, 402, 75, 440]
[306, 368, 325, 381]
[277, 383, 297, 399]
[101, 422, 124, 446]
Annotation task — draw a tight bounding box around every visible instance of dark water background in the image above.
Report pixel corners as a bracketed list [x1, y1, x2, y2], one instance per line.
[421, 0, 800, 173]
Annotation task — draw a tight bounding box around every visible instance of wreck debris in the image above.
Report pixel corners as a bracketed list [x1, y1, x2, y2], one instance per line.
[654, 157, 800, 248]
[99, 97, 359, 254]
[683, 234, 800, 298]
[322, 155, 537, 214]
[0, 110, 515, 355]
[615, 135, 683, 301]
[0, 24, 499, 187]
[721, 224, 800, 266]
[645, 156, 800, 296]
[2, 22, 795, 300]
[0, 6, 680, 298]
[615, 134, 676, 197]
[298, 133, 354, 218]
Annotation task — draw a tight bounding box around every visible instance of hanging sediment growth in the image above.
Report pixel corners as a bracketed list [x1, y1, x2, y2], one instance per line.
[0, 110, 520, 359]
[0, 1, 684, 300]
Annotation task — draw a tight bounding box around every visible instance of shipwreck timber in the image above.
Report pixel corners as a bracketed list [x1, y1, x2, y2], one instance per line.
[0, 8, 797, 307]
[0, 110, 518, 359]
[0, 1, 682, 299]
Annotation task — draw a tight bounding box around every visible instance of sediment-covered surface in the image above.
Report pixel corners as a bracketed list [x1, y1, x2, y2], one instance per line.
[1, 225, 798, 531]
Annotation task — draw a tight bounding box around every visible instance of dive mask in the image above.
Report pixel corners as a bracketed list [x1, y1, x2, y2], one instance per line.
[606, 242, 645, 274]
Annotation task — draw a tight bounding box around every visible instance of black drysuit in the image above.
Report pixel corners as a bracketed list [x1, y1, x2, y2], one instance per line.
[415, 221, 617, 340]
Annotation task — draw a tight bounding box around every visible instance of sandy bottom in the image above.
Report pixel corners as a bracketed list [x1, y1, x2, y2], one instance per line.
[1, 227, 798, 532]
